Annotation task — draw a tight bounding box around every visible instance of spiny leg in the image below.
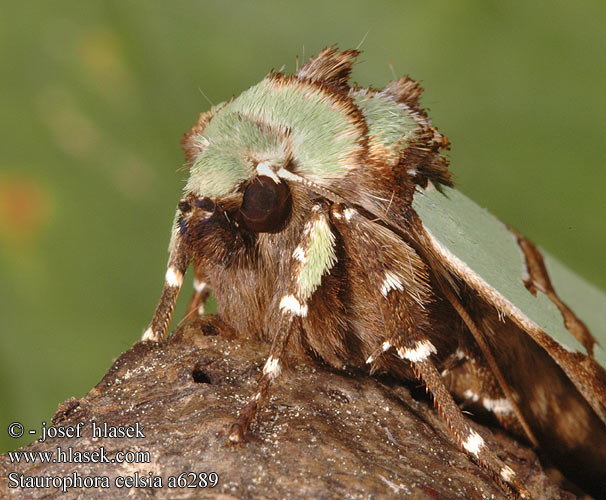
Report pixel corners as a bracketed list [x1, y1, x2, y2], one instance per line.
[142, 238, 190, 342]
[442, 346, 526, 439]
[330, 205, 434, 367]
[382, 301, 532, 497]
[185, 265, 211, 318]
[228, 202, 337, 443]
[228, 313, 299, 443]
[439, 282, 538, 447]
[409, 353, 531, 499]
[386, 289, 532, 496]
[143, 194, 215, 341]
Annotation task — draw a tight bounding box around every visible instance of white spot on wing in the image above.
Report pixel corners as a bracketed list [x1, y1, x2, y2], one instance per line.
[462, 430, 485, 456]
[256, 161, 280, 183]
[165, 267, 183, 287]
[482, 397, 514, 415]
[397, 340, 437, 362]
[279, 294, 308, 317]
[381, 270, 404, 296]
[463, 389, 480, 403]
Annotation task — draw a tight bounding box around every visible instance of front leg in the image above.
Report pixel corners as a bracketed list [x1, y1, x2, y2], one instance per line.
[142, 238, 190, 342]
[185, 264, 211, 318]
[228, 202, 337, 443]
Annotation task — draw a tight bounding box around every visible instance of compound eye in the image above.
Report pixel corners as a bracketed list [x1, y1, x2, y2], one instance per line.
[240, 176, 291, 232]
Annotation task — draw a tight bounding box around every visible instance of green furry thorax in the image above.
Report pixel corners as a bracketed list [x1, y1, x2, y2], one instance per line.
[353, 90, 419, 155]
[186, 77, 364, 199]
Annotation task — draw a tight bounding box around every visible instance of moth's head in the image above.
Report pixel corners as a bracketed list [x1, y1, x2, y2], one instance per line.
[171, 49, 362, 252]
[172, 47, 450, 255]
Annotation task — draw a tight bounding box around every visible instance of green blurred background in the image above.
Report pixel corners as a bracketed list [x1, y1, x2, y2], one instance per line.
[1, 1, 605, 453]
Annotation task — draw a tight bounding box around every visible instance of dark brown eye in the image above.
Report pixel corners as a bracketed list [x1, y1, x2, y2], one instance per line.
[239, 176, 291, 232]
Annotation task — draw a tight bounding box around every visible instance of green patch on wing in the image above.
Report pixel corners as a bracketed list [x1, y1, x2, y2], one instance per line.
[413, 185, 606, 367]
[543, 253, 606, 366]
[298, 216, 337, 300]
[187, 78, 362, 198]
[353, 90, 419, 152]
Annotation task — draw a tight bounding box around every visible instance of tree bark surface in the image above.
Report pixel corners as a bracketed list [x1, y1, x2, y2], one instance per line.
[0, 316, 575, 499]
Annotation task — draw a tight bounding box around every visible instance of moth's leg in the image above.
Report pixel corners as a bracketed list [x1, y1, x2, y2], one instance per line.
[442, 347, 526, 440]
[227, 314, 300, 443]
[185, 265, 211, 318]
[381, 306, 532, 497]
[142, 240, 190, 342]
[331, 206, 531, 498]
[228, 202, 337, 443]
[389, 315, 533, 496]
[409, 352, 531, 499]
[383, 338, 532, 496]
[330, 205, 435, 367]
[403, 293, 533, 496]
[440, 284, 539, 447]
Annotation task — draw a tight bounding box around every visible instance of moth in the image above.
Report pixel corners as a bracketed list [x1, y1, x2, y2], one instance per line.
[142, 48, 606, 498]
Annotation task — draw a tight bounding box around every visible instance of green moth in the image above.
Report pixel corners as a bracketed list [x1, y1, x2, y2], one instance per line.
[143, 48, 606, 499]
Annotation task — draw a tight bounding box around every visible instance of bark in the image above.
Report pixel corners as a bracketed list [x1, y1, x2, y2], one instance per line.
[0, 315, 576, 499]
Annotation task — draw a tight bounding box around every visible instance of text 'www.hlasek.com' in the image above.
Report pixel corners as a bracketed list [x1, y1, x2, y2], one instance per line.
[6, 420, 219, 493]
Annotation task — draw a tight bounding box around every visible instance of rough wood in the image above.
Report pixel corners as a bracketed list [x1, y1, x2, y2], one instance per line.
[0, 316, 576, 499]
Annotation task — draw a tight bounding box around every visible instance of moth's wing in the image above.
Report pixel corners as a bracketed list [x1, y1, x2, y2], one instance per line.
[411, 184, 606, 423]
[542, 250, 606, 356]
